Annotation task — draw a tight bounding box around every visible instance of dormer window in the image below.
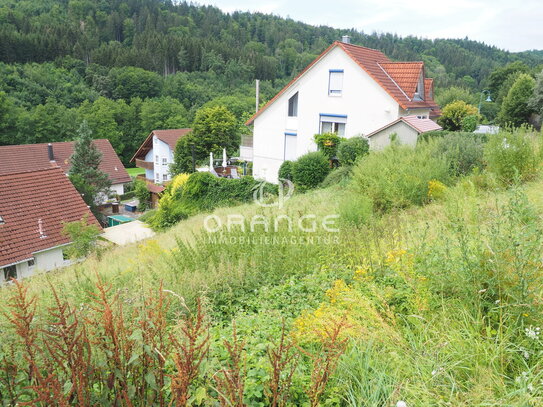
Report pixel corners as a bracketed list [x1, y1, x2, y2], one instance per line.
[328, 70, 344, 96]
[288, 92, 298, 117]
[413, 74, 425, 101]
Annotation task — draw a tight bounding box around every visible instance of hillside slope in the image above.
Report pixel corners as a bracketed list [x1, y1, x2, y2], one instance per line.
[4, 170, 543, 404]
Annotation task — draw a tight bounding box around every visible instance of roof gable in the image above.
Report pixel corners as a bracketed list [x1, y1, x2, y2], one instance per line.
[0, 167, 101, 268]
[131, 129, 192, 162]
[366, 115, 442, 138]
[0, 140, 131, 184]
[246, 41, 439, 125]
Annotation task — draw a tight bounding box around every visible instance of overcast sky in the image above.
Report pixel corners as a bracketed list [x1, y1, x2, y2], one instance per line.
[199, 0, 542, 52]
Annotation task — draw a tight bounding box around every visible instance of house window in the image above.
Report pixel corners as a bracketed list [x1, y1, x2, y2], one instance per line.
[3, 265, 16, 281]
[319, 114, 347, 137]
[163, 174, 168, 182]
[284, 133, 297, 161]
[162, 158, 167, 165]
[155, 173, 160, 183]
[28, 259, 35, 268]
[288, 92, 298, 117]
[328, 70, 344, 96]
[62, 251, 69, 261]
[155, 155, 159, 165]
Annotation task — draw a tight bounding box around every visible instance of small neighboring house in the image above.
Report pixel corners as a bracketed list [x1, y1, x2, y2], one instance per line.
[245, 37, 441, 182]
[0, 139, 131, 196]
[131, 129, 192, 184]
[367, 115, 442, 150]
[0, 167, 101, 281]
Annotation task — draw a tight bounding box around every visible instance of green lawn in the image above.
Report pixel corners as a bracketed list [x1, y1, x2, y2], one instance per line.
[126, 167, 145, 177]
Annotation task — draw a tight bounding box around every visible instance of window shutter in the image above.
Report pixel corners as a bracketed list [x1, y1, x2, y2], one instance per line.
[329, 71, 344, 94]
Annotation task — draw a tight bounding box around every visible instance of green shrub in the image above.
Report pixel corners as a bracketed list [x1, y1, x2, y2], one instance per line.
[352, 141, 450, 212]
[292, 152, 330, 190]
[120, 190, 136, 201]
[484, 130, 541, 184]
[435, 132, 486, 176]
[320, 166, 353, 187]
[461, 114, 479, 132]
[183, 172, 275, 211]
[278, 160, 294, 181]
[337, 136, 369, 166]
[314, 132, 343, 158]
[134, 179, 151, 211]
[147, 198, 194, 230]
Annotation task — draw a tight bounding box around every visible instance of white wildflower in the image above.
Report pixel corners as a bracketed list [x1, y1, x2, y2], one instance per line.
[525, 326, 540, 340]
[396, 401, 407, 407]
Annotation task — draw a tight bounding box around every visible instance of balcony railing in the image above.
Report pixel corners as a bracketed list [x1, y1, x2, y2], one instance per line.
[135, 159, 153, 170]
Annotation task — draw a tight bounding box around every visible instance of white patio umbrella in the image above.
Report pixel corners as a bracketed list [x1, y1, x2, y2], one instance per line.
[209, 152, 214, 170]
[222, 148, 227, 167]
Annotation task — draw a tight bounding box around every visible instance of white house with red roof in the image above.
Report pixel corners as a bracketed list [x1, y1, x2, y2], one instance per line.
[0, 167, 101, 281]
[131, 129, 192, 184]
[367, 115, 442, 150]
[245, 37, 441, 182]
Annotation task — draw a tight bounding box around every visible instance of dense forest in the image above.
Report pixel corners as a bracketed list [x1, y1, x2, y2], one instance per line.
[0, 0, 542, 164]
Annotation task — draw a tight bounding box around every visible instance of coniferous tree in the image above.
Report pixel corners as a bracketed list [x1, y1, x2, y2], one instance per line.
[69, 120, 111, 210]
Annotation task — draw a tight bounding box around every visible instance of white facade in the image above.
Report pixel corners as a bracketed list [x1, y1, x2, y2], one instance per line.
[369, 121, 419, 150]
[145, 136, 175, 183]
[251, 46, 431, 183]
[2, 245, 71, 282]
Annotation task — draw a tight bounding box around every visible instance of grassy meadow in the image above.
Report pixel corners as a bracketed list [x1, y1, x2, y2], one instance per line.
[2, 129, 543, 406]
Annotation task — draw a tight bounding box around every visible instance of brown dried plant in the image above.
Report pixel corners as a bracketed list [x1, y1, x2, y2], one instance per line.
[304, 318, 350, 407]
[214, 322, 246, 407]
[265, 321, 299, 407]
[137, 282, 172, 407]
[170, 298, 210, 407]
[86, 275, 135, 407]
[38, 283, 94, 406]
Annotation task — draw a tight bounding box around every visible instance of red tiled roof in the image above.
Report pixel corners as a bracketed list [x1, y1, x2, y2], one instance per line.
[245, 41, 440, 125]
[131, 129, 192, 162]
[366, 115, 442, 138]
[0, 167, 101, 268]
[0, 140, 131, 184]
[146, 183, 165, 194]
[379, 62, 424, 98]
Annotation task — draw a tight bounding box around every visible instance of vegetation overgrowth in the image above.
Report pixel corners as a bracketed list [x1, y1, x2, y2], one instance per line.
[2, 128, 543, 406]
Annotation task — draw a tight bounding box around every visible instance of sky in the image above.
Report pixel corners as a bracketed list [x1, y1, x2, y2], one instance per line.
[199, 0, 542, 52]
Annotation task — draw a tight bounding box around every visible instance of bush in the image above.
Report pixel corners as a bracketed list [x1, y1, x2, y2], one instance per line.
[120, 191, 136, 201]
[320, 166, 353, 187]
[314, 132, 343, 158]
[352, 141, 450, 212]
[134, 179, 151, 211]
[461, 114, 479, 132]
[292, 152, 331, 190]
[278, 160, 294, 181]
[438, 100, 480, 131]
[435, 132, 486, 177]
[337, 136, 369, 166]
[147, 195, 194, 230]
[484, 129, 541, 184]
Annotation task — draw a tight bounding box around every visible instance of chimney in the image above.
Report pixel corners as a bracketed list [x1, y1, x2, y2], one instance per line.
[47, 143, 55, 162]
[341, 35, 351, 44]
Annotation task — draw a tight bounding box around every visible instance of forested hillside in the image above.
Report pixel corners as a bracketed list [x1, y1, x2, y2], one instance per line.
[0, 0, 542, 163]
